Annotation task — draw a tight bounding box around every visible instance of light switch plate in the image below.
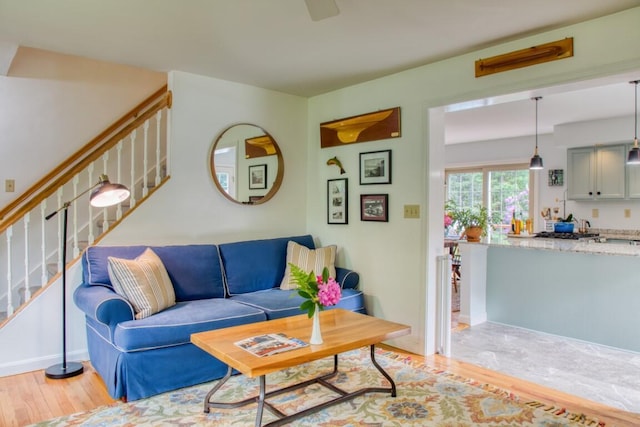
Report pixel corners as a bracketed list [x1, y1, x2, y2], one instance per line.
[5, 179, 15, 192]
[592, 208, 599, 218]
[625, 208, 631, 218]
[403, 204, 420, 219]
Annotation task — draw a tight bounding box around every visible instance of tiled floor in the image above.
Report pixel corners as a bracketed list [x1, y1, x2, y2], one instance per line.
[450, 321, 640, 414]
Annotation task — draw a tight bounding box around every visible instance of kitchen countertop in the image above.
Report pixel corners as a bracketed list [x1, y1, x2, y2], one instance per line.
[477, 231, 640, 256]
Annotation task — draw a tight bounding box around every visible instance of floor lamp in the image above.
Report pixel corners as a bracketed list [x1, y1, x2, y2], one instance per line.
[44, 174, 130, 379]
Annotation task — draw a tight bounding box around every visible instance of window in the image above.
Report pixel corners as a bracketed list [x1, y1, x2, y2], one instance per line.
[446, 164, 533, 240]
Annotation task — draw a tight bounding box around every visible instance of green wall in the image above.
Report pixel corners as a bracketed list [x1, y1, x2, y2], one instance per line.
[487, 246, 640, 352]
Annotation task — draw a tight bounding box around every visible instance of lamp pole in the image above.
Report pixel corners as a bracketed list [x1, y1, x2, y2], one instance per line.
[44, 175, 129, 379]
[45, 202, 83, 379]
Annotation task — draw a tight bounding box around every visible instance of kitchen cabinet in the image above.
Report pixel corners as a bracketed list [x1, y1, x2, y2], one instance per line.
[567, 144, 626, 200]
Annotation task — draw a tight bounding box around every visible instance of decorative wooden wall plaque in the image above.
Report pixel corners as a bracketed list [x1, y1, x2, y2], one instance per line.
[320, 107, 401, 148]
[245, 135, 277, 159]
[475, 38, 573, 77]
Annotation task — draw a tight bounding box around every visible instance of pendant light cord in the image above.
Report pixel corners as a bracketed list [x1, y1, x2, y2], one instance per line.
[536, 96, 540, 154]
[533, 96, 542, 153]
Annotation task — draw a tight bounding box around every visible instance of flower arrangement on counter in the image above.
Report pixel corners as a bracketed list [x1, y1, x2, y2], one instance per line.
[444, 213, 453, 228]
[288, 263, 341, 317]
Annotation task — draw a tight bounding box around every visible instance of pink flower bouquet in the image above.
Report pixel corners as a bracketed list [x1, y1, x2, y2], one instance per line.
[288, 263, 341, 317]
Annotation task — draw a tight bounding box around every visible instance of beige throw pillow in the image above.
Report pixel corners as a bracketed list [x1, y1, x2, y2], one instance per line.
[107, 248, 176, 319]
[280, 241, 337, 290]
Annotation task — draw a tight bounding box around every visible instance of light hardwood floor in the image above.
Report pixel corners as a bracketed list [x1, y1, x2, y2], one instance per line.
[1, 349, 639, 426]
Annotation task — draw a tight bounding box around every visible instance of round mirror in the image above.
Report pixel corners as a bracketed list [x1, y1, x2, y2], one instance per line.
[209, 123, 284, 205]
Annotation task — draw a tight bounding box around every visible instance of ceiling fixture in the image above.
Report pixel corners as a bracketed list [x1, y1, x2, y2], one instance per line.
[626, 80, 640, 165]
[529, 96, 544, 170]
[305, 0, 340, 21]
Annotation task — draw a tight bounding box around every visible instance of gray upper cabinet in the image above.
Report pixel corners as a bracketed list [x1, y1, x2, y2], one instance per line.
[567, 144, 626, 200]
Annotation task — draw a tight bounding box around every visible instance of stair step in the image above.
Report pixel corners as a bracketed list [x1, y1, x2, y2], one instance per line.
[96, 219, 117, 229]
[19, 286, 42, 304]
[47, 262, 58, 278]
[0, 312, 6, 322]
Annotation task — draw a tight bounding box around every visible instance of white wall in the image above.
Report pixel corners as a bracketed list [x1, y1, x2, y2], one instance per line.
[101, 71, 309, 245]
[0, 70, 309, 376]
[448, 115, 640, 231]
[0, 47, 166, 207]
[4, 7, 640, 375]
[307, 7, 640, 356]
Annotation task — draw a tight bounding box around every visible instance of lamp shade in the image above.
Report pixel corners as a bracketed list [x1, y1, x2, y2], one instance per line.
[628, 143, 640, 164]
[529, 96, 543, 170]
[529, 153, 544, 170]
[90, 175, 130, 207]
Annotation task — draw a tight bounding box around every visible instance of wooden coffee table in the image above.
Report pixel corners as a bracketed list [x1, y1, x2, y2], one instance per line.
[191, 309, 411, 427]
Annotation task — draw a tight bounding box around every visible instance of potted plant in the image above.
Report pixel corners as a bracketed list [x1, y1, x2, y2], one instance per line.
[445, 200, 491, 242]
[555, 213, 575, 233]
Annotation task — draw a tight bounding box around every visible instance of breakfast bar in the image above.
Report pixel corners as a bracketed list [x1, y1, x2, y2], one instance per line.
[460, 233, 640, 353]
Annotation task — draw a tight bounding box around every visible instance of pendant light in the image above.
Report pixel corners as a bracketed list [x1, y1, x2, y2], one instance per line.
[529, 96, 544, 170]
[627, 80, 640, 165]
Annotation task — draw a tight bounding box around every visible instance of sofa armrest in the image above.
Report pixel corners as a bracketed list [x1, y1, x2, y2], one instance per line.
[73, 283, 135, 333]
[336, 267, 359, 290]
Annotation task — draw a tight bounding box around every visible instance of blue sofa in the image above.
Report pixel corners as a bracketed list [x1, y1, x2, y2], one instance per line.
[73, 235, 365, 401]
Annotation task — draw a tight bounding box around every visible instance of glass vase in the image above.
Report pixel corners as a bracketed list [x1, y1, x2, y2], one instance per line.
[310, 307, 323, 345]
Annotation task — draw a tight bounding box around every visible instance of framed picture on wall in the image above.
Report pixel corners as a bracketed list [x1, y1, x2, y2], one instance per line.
[249, 164, 267, 189]
[548, 169, 564, 186]
[360, 150, 391, 185]
[327, 178, 348, 224]
[360, 194, 388, 222]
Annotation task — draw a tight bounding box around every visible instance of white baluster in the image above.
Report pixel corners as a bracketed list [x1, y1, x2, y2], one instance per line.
[165, 105, 172, 175]
[155, 110, 162, 186]
[56, 188, 63, 272]
[102, 152, 110, 232]
[130, 129, 137, 208]
[72, 175, 80, 258]
[116, 140, 123, 220]
[143, 119, 149, 198]
[23, 212, 31, 302]
[6, 226, 14, 316]
[87, 163, 95, 244]
[40, 200, 48, 286]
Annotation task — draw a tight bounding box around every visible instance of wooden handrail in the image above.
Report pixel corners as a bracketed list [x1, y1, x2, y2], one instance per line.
[0, 87, 171, 235]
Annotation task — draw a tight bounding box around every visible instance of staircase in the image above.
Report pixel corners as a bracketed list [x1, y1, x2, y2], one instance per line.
[0, 86, 172, 326]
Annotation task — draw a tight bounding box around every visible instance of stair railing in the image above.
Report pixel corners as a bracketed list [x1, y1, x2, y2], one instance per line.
[0, 86, 172, 325]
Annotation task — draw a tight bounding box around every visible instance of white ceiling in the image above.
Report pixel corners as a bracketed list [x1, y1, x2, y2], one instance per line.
[0, 0, 639, 143]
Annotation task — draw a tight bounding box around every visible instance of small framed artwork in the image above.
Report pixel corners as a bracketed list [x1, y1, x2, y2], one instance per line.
[360, 194, 388, 222]
[327, 178, 348, 224]
[360, 150, 391, 185]
[248, 195, 263, 203]
[249, 164, 267, 189]
[548, 169, 564, 186]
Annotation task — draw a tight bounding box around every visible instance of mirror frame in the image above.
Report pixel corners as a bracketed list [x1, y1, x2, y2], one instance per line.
[209, 123, 284, 205]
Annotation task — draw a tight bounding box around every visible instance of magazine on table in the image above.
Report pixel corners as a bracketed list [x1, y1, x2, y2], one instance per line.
[235, 333, 308, 357]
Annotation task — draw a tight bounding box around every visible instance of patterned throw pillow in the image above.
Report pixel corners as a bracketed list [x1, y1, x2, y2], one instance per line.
[280, 241, 336, 290]
[107, 248, 176, 319]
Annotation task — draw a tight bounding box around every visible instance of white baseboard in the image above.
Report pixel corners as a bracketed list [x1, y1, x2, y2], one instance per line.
[0, 349, 89, 377]
[458, 312, 487, 326]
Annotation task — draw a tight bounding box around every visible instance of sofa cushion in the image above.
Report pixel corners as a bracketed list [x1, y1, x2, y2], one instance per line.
[113, 299, 267, 352]
[108, 248, 176, 319]
[83, 245, 225, 300]
[220, 235, 315, 295]
[230, 288, 367, 320]
[280, 241, 336, 290]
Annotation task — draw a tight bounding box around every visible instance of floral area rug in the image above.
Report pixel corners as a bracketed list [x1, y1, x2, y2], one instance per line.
[31, 348, 604, 426]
